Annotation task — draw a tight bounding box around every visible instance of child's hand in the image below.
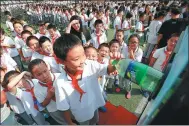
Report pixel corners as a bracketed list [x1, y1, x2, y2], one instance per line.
[70, 20, 79, 25]
[109, 52, 123, 60]
[47, 87, 55, 99]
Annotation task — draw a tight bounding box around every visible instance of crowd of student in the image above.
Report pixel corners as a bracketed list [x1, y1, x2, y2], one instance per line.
[1, 0, 188, 125]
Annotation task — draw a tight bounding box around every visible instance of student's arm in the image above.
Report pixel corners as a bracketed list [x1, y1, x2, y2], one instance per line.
[1, 43, 16, 48]
[17, 49, 26, 61]
[149, 57, 157, 67]
[40, 87, 55, 107]
[107, 52, 122, 74]
[7, 71, 30, 91]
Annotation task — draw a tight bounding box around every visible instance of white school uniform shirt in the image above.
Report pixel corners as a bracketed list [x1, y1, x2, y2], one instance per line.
[126, 47, 143, 62]
[122, 20, 131, 37]
[1, 36, 19, 57]
[55, 60, 106, 122]
[14, 80, 42, 117]
[43, 55, 61, 73]
[80, 14, 88, 26]
[135, 21, 144, 37]
[89, 13, 94, 28]
[103, 16, 110, 30]
[6, 20, 14, 32]
[90, 17, 97, 31]
[152, 47, 168, 72]
[90, 32, 107, 49]
[0, 53, 17, 72]
[119, 42, 128, 58]
[1, 87, 11, 123]
[113, 16, 122, 31]
[31, 51, 44, 61]
[6, 92, 25, 114]
[33, 73, 60, 112]
[147, 20, 162, 44]
[35, 31, 49, 39]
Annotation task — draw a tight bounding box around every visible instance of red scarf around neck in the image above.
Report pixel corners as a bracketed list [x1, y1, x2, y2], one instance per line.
[64, 68, 86, 102]
[38, 74, 56, 101]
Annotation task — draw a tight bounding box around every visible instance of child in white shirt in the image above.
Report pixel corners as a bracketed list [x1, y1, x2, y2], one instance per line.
[113, 9, 124, 36]
[84, 46, 98, 61]
[149, 33, 179, 72]
[115, 30, 128, 58]
[35, 21, 49, 39]
[0, 28, 20, 62]
[2, 71, 48, 125]
[13, 21, 25, 71]
[47, 24, 60, 44]
[53, 33, 122, 125]
[39, 36, 61, 73]
[28, 59, 67, 124]
[90, 19, 107, 49]
[4, 11, 16, 37]
[135, 12, 146, 38]
[143, 11, 166, 63]
[26, 36, 44, 61]
[122, 12, 133, 43]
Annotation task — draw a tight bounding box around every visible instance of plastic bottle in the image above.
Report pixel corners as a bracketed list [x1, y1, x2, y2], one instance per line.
[112, 59, 164, 92]
[81, 32, 86, 45]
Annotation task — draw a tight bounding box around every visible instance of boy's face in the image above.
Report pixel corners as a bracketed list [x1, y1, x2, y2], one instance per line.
[25, 27, 34, 34]
[14, 23, 23, 34]
[41, 41, 53, 55]
[6, 15, 11, 20]
[116, 32, 124, 43]
[98, 46, 109, 58]
[110, 43, 120, 53]
[22, 33, 31, 42]
[29, 39, 40, 52]
[48, 28, 56, 37]
[95, 23, 103, 32]
[63, 45, 86, 72]
[32, 62, 51, 83]
[39, 25, 46, 32]
[167, 36, 178, 51]
[85, 48, 98, 61]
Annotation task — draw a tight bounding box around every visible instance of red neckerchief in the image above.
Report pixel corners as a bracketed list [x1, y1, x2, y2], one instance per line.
[0, 37, 8, 53]
[161, 48, 171, 70]
[38, 74, 56, 101]
[97, 58, 105, 64]
[51, 34, 59, 44]
[64, 68, 86, 102]
[95, 31, 102, 45]
[16, 34, 22, 39]
[25, 87, 39, 111]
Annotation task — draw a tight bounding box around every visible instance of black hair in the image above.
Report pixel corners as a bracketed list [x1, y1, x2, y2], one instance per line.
[171, 7, 181, 15]
[4, 11, 11, 16]
[2, 71, 20, 89]
[169, 33, 180, 39]
[84, 46, 97, 52]
[70, 15, 83, 32]
[21, 30, 32, 37]
[26, 35, 39, 47]
[38, 21, 45, 26]
[109, 39, 120, 47]
[128, 34, 140, 42]
[98, 43, 109, 50]
[116, 29, 124, 35]
[126, 12, 133, 19]
[0, 28, 5, 35]
[47, 23, 56, 31]
[53, 33, 82, 61]
[81, 8, 85, 12]
[23, 25, 33, 30]
[13, 21, 23, 28]
[117, 9, 123, 14]
[94, 19, 103, 27]
[39, 36, 51, 47]
[139, 12, 146, 18]
[28, 59, 47, 74]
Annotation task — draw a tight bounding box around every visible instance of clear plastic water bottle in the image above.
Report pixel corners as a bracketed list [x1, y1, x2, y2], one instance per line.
[81, 32, 86, 45]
